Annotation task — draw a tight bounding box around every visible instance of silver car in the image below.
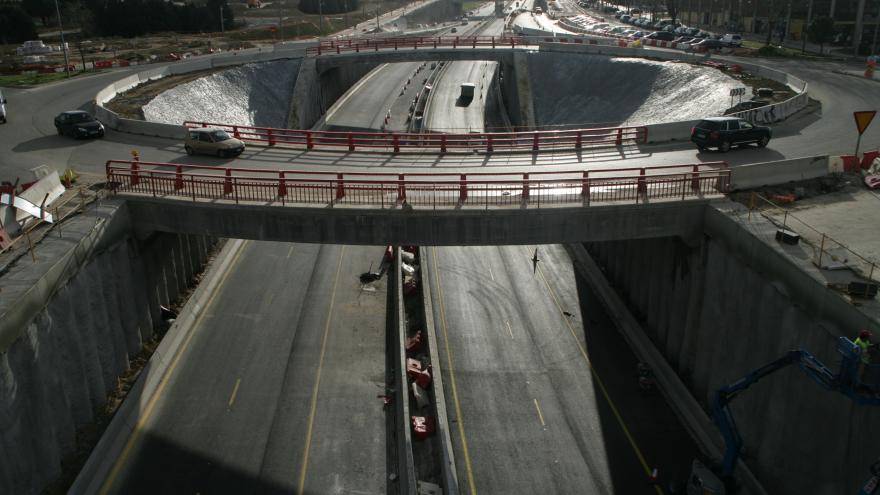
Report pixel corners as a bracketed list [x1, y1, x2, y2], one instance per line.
[184, 128, 245, 158]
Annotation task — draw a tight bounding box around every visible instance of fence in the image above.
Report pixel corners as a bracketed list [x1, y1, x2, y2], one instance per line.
[106, 160, 731, 209]
[182, 121, 648, 153]
[306, 36, 533, 55]
[745, 193, 879, 286]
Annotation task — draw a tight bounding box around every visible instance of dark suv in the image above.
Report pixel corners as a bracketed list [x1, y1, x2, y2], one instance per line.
[691, 117, 772, 152]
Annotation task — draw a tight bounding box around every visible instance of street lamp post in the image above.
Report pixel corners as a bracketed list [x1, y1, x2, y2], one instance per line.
[53, 0, 71, 78]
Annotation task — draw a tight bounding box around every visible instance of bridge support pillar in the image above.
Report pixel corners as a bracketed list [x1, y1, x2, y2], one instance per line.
[336, 173, 345, 200]
[224, 169, 233, 195]
[576, 131, 582, 149]
[268, 129, 276, 146]
[174, 165, 183, 191]
[637, 169, 647, 197]
[306, 132, 314, 150]
[278, 172, 287, 199]
[397, 174, 406, 202]
[130, 159, 140, 187]
[393, 135, 400, 153]
[522, 173, 530, 200]
[460, 174, 467, 202]
[487, 135, 493, 153]
[581, 171, 590, 203]
[616, 128, 623, 146]
[440, 135, 447, 153]
[691, 165, 701, 190]
[348, 134, 355, 152]
[533, 133, 539, 152]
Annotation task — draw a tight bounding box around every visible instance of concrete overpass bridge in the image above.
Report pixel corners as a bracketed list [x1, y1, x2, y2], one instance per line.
[108, 160, 729, 245]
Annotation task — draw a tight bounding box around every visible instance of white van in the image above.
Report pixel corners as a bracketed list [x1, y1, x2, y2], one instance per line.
[0, 89, 6, 124]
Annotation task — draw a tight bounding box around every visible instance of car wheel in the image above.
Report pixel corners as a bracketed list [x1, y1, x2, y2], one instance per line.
[185, 145, 195, 156]
[697, 145, 706, 152]
[57, 126, 63, 135]
[719, 140, 731, 153]
[758, 136, 770, 148]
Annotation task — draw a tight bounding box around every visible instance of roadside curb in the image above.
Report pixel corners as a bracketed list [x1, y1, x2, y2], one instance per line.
[69, 238, 248, 494]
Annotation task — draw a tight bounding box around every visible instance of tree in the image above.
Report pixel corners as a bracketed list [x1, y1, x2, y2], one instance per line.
[0, 5, 39, 44]
[22, 0, 55, 27]
[807, 16, 835, 53]
[665, 0, 678, 24]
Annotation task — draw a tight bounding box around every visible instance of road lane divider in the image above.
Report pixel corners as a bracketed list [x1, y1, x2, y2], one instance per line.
[533, 399, 546, 427]
[69, 238, 250, 495]
[227, 378, 241, 409]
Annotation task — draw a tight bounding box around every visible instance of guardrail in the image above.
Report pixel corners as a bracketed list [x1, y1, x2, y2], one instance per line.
[306, 35, 533, 55]
[106, 160, 730, 208]
[183, 121, 648, 152]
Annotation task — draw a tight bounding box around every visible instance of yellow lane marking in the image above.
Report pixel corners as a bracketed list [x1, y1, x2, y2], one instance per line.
[533, 399, 545, 426]
[100, 240, 250, 494]
[297, 246, 346, 495]
[527, 246, 664, 495]
[505, 320, 514, 339]
[431, 246, 478, 495]
[227, 378, 241, 408]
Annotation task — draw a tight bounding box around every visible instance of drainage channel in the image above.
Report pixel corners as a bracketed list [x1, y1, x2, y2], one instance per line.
[392, 246, 458, 494]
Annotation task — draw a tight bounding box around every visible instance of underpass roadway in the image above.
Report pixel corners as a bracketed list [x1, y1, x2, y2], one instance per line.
[425, 245, 700, 494]
[423, 18, 506, 133]
[102, 241, 390, 494]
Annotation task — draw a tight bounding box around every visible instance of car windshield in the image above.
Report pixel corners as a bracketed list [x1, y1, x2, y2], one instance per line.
[71, 113, 94, 123]
[210, 130, 231, 141]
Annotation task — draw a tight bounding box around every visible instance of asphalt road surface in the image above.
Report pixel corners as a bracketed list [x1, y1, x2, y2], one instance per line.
[425, 245, 700, 494]
[103, 241, 389, 494]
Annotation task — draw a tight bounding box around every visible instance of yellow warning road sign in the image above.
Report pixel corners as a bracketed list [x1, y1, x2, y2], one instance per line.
[854, 111, 877, 135]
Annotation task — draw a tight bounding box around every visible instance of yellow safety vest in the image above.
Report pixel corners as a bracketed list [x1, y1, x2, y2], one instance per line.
[855, 337, 871, 364]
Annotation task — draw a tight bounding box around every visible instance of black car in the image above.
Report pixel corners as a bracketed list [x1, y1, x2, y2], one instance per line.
[646, 30, 675, 41]
[55, 110, 104, 138]
[691, 117, 772, 152]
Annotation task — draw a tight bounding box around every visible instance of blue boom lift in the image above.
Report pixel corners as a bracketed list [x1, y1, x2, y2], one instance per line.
[687, 337, 880, 495]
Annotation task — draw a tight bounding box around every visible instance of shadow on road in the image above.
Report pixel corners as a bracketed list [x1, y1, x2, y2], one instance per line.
[569, 247, 704, 493]
[12, 135, 90, 152]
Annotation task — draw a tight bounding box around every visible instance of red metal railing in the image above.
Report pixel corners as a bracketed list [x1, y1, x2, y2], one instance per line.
[183, 121, 648, 152]
[106, 160, 730, 208]
[305, 36, 533, 55]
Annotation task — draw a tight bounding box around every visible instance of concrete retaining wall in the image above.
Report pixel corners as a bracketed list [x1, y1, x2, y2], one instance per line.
[584, 202, 880, 495]
[0, 203, 216, 495]
[95, 49, 301, 138]
[730, 155, 830, 190]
